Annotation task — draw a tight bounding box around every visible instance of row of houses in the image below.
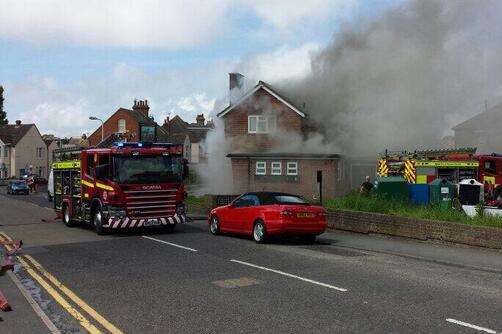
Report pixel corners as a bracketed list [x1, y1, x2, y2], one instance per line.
[0, 120, 58, 179]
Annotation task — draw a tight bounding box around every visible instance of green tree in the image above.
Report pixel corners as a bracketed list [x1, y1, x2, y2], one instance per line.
[0, 86, 8, 125]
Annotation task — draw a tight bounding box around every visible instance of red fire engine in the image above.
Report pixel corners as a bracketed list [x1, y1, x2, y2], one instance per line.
[378, 149, 502, 198]
[52, 142, 189, 234]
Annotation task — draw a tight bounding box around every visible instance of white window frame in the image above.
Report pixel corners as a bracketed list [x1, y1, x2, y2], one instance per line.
[256, 161, 266, 175]
[287, 162, 298, 176]
[248, 115, 276, 134]
[271, 161, 282, 175]
[118, 119, 126, 133]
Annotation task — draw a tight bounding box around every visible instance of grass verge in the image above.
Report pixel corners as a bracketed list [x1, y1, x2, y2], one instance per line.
[324, 192, 502, 229]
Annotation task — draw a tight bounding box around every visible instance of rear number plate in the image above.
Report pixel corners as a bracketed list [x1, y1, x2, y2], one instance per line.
[297, 213, 314, 218]
[144, 219, 161, 226]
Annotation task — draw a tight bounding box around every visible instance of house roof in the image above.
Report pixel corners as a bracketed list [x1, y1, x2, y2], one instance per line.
[217, 81, 306, 118]
[453, 102, 502, 131]
[162, 115, 213, 143]
[226, 152, 341, 159]
[0, 124, 34, 146]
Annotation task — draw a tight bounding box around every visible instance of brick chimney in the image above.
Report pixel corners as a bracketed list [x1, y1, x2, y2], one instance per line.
[229, 73, 245, 105]
[132, 99, 149, 117]
[196, 114, 205, 126]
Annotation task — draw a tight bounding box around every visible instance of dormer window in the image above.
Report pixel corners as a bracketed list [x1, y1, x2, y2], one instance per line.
[248, 115, 276, 134]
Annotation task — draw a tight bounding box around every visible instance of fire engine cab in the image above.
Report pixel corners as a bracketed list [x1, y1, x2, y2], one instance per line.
[52, 142, 189, 234]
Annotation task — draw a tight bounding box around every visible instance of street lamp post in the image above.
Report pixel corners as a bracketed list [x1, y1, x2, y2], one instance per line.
[89, 116, 104, 142]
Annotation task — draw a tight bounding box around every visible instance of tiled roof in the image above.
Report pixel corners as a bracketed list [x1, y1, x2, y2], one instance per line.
[0, 124, 34, 146]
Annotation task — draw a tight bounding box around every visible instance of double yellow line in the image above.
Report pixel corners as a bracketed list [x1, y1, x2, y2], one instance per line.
[0, 232, 123, 334]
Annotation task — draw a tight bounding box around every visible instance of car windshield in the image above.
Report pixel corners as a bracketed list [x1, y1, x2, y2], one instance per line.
[11, 181, 26, 186]
[273, 195, 308, 205]
[113, 155, 182, 184]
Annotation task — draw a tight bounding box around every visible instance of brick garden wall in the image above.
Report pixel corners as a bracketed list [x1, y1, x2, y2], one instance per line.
[327, 209, 502, 249]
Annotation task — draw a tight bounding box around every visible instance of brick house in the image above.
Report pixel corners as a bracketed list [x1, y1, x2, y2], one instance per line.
[162, 114, 213, 164]
[0, 120, 48, 178]
[88, 100, 169, 147]
[217, 73, 345, 200]
[453, 102, 502, 154]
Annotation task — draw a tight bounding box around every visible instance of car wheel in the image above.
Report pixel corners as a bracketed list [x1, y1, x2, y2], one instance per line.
[209, 216, 220, 235]
[253, 220, 267, 243]
[62, 204, 76, 227]
[301, 235, 317, 244]
[93, 206, 107, 235]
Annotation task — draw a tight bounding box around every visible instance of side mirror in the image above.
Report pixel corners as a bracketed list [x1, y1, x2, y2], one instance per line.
[183, 159, 189, 180]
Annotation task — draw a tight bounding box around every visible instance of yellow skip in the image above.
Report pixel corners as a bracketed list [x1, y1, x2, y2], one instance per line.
[18, 257, 102, 334]
[24, 255, 124, 334]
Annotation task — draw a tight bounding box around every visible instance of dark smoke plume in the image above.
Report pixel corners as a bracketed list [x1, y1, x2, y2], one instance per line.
[278, 0, 502, 156]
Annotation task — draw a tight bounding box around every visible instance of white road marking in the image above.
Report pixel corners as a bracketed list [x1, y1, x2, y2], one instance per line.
[230, 259, 348, 292]
[446, 318, 498, 334]
[7, 271, 61, 334]
[142, 236, 198, 252]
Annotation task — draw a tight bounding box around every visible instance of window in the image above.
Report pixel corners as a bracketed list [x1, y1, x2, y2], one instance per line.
[256, 161, 266, 175]
[273, 195, 307, 204]
[118, 119, 126, 133]
[36, 147, 43, 158]
[248, 115, 276, 134]
[4, 147, 8, 157]
[140, 125, 156, 142]
[271, 161, 282, 175]
[287, 162, 298, 176]
[86, 154, 95, 177]
[233, 194, 260, 207]
[485, 160, 496, 174]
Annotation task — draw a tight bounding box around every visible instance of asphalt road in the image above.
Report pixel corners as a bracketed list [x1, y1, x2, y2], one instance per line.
[0, 187, 502, 333]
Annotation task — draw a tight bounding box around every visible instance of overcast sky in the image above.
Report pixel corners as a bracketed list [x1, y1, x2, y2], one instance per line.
[0, 0, 400, 137]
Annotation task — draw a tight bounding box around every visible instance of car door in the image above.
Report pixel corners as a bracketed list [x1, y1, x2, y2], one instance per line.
[226, 194, 260, 233]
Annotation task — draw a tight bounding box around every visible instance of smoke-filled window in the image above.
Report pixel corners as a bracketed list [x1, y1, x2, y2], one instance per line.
[271, 162, 282, 175]
[287, 162, 298, 176]
[256, 161, 266, 175]
[248, 116, 276, 134]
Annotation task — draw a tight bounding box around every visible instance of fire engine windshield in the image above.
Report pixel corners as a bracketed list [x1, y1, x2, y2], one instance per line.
[113, 155, 182, 184]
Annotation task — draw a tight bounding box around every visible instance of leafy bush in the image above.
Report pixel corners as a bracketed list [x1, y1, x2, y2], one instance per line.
[325, 192, 502, 229]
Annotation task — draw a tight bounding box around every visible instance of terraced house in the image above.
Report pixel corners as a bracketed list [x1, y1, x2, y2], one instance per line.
[0, 120, 47, 178]
[217, 73, 347, 200]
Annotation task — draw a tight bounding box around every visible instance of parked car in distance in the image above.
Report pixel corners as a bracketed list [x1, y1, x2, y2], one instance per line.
[7, 180, 30, 195]
[208, 192, 327, 243]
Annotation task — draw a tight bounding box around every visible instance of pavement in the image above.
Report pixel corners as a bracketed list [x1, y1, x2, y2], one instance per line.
[0, 185, 501, 333]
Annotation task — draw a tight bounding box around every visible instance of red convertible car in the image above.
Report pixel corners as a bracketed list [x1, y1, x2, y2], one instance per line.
[208, 192, 327, 243]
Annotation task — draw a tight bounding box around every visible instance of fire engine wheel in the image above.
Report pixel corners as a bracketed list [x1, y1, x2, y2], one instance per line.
[209, 216, 220, 235]
[253, 220, 267, 243]
[62, 204, 76, 227]
[93, 207, 107, 235]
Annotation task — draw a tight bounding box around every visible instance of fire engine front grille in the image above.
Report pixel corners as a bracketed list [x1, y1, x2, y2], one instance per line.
[124, 189, 177, 218]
